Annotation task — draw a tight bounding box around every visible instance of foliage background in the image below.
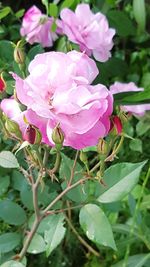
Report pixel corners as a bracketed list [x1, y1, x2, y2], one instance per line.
[0, 0, 150, 267]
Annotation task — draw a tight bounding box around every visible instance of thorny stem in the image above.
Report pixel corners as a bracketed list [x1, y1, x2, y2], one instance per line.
[43, 176, 92, 214]
[123, 167, 150, 267]
[18, 217, 42, 261]
[65, 215, 100, 257]
[18, 170, 44, 261]
[45, 204, 83, 216]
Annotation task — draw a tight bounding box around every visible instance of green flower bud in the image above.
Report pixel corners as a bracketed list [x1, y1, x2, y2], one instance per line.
[52, 124, 64, 146]
[80, 150, 88, 164]
[5, 118, 22, 139]
[97, 138, 109, 156]
[14, 46, 25, 64]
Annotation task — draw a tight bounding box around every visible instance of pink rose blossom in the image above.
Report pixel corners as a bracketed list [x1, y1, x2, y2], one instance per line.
[12, 50, 113, 149]
[110, 82, 150, 116]
[57, 4, 115, 62]
[20, 5, 57, 47]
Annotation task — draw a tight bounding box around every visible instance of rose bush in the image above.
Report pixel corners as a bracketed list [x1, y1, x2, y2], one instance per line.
[0, 1, 150, 266]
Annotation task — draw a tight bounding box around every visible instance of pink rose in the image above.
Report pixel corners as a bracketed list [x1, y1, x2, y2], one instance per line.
[12, 50, 113, 149]
[110, 82, 150, 116]
[20, 5, 57, 47]
[57, 4, 115, 62]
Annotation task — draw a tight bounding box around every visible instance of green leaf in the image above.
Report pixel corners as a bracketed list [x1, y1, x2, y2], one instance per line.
[79, 204, 116, 250]
[27, 233, 46, 254]
[49, 3, 58, 18]
[0, 176, 10, 196]
[61, 0, 75, 9]
[0, 233, 21, 253]
[136, 120, 150, 136]
[129, 138, 142, 153]
[140, 195, 150, 210]
[114, 90, 150, 105]
[15, 9, 25, 18]
[27, 45, 44, 61]
[56, 36, 67, 53]
[112, 253, 150, 267]
[97, 161, 146, 203]
[0, 41, 14, 64]
[44, 213, 66, 256]
[133, 0, 146, 32]
[0, 151, 19, 169]
[107, 10, 136, 37]
[0, 261, 25, 267]
[11, 170, 26, 191]
[0, 7, 11, 20]
[94, 58, 128, 85]
[0, 200, 27, 225]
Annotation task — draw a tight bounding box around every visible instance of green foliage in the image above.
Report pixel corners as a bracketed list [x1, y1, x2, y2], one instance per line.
[112, 253, 150, 267]
[79, 204, 116, 250]
[0, 233, 21, 253]
[0, 151, 19, 169]
[44, 214, 66, 256]
[97, 161, 146, 203]
[0, 200, 27, 225]
[26, 234, 46, 254]
[0, 0, 150, 266]
[0, 261, 25, 267]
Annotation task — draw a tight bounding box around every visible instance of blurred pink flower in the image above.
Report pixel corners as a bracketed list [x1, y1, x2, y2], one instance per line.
[57, 4, 115, 62]
[20, 5, 57, 47]
[110, 82, 150, 116]
[12, 50, 113, 149]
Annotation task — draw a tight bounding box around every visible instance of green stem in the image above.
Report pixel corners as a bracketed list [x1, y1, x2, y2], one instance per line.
[51, 150, 61, 174]
[18, 170, 43, 261]
[123, 167, 150, 267]
[43, 176, 91, 214]
[43, 146, 49, 167]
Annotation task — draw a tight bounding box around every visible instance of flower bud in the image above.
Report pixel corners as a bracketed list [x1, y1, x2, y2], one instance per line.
[14, 46, 25, 64]
[5, 118, 22, 139]
[0, 73, 6, 93]
[24, 125, 42, 144]
[52, 124, 64, 145]
[80, 151, 88, 164]
[97, 138, 109, 156]
[109, 116, 123, 136]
